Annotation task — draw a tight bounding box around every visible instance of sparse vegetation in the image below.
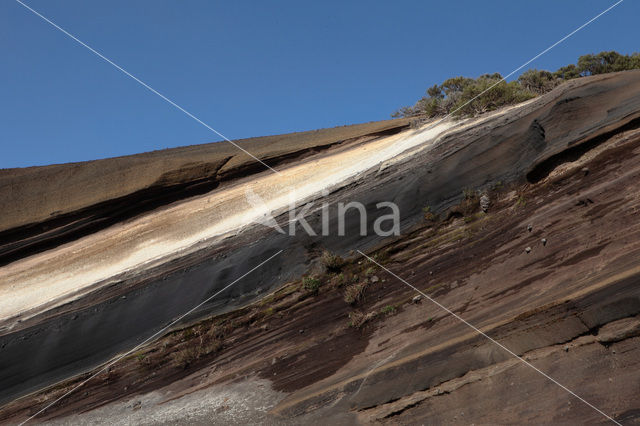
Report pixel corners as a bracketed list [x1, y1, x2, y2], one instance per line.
[263, 307, 275, 317]
[381, 305, 397, 316]
[348, 310, 376, 328]
[302, 276, 321, 295]
[344, 282, 367, 305]
[515, 194, 527, 208]
[393, 51, 640, 119]
[321, 250, 344, 272]
[15, 200, 503, 412]
[172, 346, 199, 369]
[202, 338, 223, 356]
[423, 205, 436, 222]
[447, 188, 480, 218]
[327, 272, 348, 289]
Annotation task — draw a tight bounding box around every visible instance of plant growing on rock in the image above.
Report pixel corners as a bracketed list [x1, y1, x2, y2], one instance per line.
[321, 250, 344, 272]
[348, 310, 376, 328]
[172, 346, 199, 369]
[423, 205, 436, 222]
[392, 51, 640, 119]
[381, 305, 397, 315]
[344, 282, 367, 305]
[303, 276, 321, 295]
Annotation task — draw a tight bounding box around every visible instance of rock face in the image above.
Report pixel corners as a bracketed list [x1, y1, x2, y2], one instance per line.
[480, 194, 490, 212]
[1, 71, 640, 424]
[597, 317, 640, 343]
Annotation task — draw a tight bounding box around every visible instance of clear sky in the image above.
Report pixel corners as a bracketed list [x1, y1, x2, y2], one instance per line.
[1, 0, 639, 168]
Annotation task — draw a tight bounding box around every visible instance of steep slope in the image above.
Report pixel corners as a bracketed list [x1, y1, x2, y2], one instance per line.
[1, 70, 640, 424]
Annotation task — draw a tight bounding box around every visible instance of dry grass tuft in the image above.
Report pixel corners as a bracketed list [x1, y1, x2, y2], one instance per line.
[344, 282, 368, 305]
[321, 250, 344, 272]
[348, 310, 376, 328]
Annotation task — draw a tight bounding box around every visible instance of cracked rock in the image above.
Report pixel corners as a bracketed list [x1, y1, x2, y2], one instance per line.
[596, 317, 640, 343]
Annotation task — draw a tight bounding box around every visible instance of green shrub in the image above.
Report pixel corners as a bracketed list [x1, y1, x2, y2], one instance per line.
[518, 69, 559, 95]
[393, 51, 640, 119]
[303, 276, 321, 295]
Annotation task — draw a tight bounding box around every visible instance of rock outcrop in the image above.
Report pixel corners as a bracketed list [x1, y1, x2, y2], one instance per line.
[2, 70, 640, 424]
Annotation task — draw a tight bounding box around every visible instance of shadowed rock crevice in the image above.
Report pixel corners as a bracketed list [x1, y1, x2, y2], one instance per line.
[526, 116, 640, 183]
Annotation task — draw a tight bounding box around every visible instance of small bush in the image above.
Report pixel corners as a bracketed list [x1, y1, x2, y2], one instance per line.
[344, 282, 367, 305]
[321, 250, 344, 272]
[173, 346, 199, 369]
[202, 338, 223, 356]
[303, 276, 321, 295]
[348, 311, 376, 328]
[330, 273, 346, 288]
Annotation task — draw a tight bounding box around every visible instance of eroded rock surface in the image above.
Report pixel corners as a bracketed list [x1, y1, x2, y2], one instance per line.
[2, 71, 640, 424]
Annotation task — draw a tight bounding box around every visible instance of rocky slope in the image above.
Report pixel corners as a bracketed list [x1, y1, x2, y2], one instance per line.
[1, 70, 640, 424]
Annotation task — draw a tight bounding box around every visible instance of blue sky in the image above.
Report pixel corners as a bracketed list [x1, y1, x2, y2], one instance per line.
[1, 0, 638, 168]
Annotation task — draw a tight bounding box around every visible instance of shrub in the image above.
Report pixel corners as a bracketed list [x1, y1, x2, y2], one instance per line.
[173, 346, 199, 368]
[348, 310, 375, 328]
[202, 338, 223, 356]
[393, 51, 640, 119]
[460, 189, 480, 215]
[344, 283, 367, 305]
[518, 69, 559, 95]
[321, 250, 344, 272]
[331, 272, 346, 287]
[303, 276, 321, 295]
